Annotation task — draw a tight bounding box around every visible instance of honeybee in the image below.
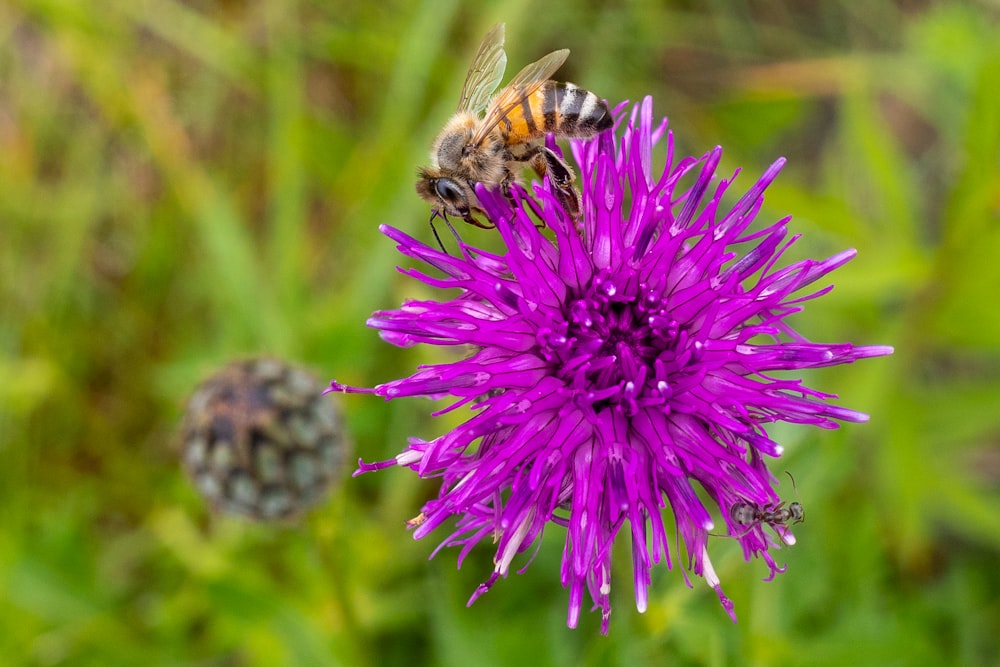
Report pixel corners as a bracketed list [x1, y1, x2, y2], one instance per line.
[416, 23, 613, 228]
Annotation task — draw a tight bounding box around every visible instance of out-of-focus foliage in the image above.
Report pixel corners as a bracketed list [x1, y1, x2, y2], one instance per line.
[1, 0, 998, 665]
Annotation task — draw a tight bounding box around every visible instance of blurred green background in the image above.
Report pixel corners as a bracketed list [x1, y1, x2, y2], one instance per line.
[2, 0, 999, 665]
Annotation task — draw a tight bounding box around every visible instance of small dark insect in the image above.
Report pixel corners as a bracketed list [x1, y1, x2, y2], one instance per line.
[723, 472, 804, 542]
[730, 499, 805, 535]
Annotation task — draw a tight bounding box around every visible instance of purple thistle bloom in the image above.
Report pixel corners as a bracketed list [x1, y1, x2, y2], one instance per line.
[329, 97, 893, 634]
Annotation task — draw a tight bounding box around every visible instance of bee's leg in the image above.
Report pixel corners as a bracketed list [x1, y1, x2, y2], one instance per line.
[465, 214, 496, 230]
[540, 148, 581, 221]
[536, 146, 575, 189]
[464, 180, 496, 229]
[551, 180, 581, 222]
[497, 169, 518, 206]
[525, 146, 581, 222]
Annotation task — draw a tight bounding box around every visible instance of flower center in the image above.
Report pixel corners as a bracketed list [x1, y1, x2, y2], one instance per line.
[536, 269, 686, 416]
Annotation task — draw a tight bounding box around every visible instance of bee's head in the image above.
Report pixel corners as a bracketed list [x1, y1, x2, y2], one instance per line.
[416, 168, 475, 222]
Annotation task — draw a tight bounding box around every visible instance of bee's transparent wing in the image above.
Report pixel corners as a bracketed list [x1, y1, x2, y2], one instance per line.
[501, 48, 569, 95]
[457, 23, 508, 115]
[471, 48, 569, 148]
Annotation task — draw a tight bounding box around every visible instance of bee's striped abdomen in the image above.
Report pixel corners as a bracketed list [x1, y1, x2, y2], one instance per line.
[543, 82, 612, 136]
[501, 82, 612, 146]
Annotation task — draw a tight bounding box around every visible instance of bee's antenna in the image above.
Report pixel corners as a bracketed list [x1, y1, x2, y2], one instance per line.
[444, 215, 463, 246]
[444, 217, 468, 257]
[429, 210, 447, 253]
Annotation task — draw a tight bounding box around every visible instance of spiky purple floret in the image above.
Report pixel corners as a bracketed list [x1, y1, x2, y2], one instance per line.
[330, 97, 892, 634]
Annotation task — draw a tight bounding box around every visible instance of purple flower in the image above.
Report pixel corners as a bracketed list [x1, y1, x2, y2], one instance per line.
[329, 97, 893, 633]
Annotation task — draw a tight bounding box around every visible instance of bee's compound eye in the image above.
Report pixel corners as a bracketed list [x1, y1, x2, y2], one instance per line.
[434, 178, 464, 203]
